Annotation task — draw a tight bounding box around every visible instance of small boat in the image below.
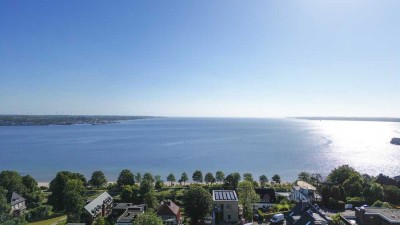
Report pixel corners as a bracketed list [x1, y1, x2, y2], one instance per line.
[390, 138, 400, 145]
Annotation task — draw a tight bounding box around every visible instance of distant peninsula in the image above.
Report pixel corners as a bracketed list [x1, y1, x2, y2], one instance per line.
[0, 115, 157, 126]
[293, 117, 400, 123]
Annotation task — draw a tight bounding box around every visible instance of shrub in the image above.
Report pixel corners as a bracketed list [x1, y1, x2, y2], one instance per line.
[346, 197, 365, 207]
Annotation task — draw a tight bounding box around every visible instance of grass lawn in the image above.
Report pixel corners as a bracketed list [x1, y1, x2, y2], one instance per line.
[28, 215, 67, 225]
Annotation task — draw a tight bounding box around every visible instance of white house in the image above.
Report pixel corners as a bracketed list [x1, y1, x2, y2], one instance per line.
[289, 181, 321, 203]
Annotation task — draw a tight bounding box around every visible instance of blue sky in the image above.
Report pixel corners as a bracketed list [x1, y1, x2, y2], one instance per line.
[1, 0, 399, 117]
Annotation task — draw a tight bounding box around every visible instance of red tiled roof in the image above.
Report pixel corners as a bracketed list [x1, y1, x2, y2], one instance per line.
[157, 200, 180, 216]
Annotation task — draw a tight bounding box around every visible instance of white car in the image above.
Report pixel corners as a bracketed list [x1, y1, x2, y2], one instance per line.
[270, 213, 285, 223]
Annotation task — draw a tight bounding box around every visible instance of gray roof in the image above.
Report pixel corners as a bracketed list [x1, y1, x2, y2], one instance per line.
[113, 203, 145, 211]
[10, 192, 25, 206]
[357, 207, 400, 223]
[84, 192, 112, 216]
[212, 190, 238, 201]
[117, 209, 144, 223]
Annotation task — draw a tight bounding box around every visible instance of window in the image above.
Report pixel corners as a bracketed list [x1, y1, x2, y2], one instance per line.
[226, 204, 231, 209]
[228, 215, 231, 220]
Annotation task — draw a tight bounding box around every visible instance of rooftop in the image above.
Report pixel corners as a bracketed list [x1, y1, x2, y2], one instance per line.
[10, 192, 25, 206]
[357, 207, 400, 223]
[212, 190, 238, 201]
[84, 191, 112, 216]
[157, 200, 180, 216]
[117, 209, 144, 223]
[297, 181, 317, 191]
[113, 203, 145, 211]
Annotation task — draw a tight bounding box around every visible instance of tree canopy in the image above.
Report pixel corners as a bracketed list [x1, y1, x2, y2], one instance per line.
[179, 172, 189, 185]
[117, 169, 135, 188]
[89, 171, 107, 188]
[183, 185, 212, 225]
[133, 210, 164, 225]
[215, 171, 225, 183]
[204, 172, 216, 184]
[192, 171, 203, 183]
[327, 165, 359, 185]
[167, 173, 176, 185]
[238, 181, 260, 221]
[272, 174, 281, 184]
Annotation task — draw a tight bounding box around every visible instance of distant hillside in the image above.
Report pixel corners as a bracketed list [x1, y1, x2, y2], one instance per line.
[0, 115, 158, 126]
[293, 117, 400, 123]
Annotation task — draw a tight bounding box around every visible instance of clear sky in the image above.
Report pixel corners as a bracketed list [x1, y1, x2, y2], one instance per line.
[1, 0, 399, 117]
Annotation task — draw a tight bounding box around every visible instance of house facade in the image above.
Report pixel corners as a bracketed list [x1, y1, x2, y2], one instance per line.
[157, 200, 181, 225]
[212, 190, 239, 224]
[10, 192, 26, 216]
[290, 181, 321, 203]
[253, 188, 277, 210]
[84, 192, 113, 224]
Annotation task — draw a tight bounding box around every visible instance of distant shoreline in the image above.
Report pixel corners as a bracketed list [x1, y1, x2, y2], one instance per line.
[293, 117, 400, 123]
[0, 115, 160, 126]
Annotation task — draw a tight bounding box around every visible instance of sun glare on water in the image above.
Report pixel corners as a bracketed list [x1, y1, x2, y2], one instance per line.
[311, 120, 400, 176]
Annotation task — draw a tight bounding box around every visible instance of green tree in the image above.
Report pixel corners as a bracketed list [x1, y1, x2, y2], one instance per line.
[0, 171, 27, 200]
[143, 173, 155, 183]
[224, 173, 241, 190]
[154, 175, 162, 182]
[21, 175, 37, 193]
[48, 171, 87, 211]
[93, 217, 110, 225]
[384, 185, 400, 204]
[298, 172, 311, 182]
[204, 173, 216, 184]
[64, 179, 85, 194]
[343, 174, 363, 197]
[89, 171, 107, 188]
[133, 210, 164, 225]
[155, 180, 164, 190]
[370, 183, 384, 202]
[144, 191, 158, 209]
[259, 175, 268, 187]
[192, 171, 203, 183]
[331, 213, 341, 225]
[117, 169, 135, 188]
[180, 172, 189, 185]
[0, 187, 10, 212]
[243, 173, 253, 182]
[327, 165, 359, 185]
[64, 191, 84, 222]
[136, 172, 142, 183]
[238, 181, 260, 221]
[120, 185, 140, 203]
[183, 185, 212, 225]
[215, 171, 225, 183]
[272, 174, 281, 184]
[167, 173, 176, 186]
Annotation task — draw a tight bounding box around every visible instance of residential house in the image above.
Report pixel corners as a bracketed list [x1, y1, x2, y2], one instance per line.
[286, 201, 331, 225]
[157, 200, 181, 225]
[290, 181, 322, 203]
[84, 192, 113, 224]
[355, 206, 400, 225]
[212, 190, 239, 224]
[116, 207, 144, 225]
[253, 188, 277, 210]
[10, 192, 26, 216]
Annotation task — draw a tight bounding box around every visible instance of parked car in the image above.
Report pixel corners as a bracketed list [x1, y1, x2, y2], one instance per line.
[270, 213, 285, 224]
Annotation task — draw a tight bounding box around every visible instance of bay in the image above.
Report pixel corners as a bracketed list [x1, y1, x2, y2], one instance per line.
[0, 118, 399, 182]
